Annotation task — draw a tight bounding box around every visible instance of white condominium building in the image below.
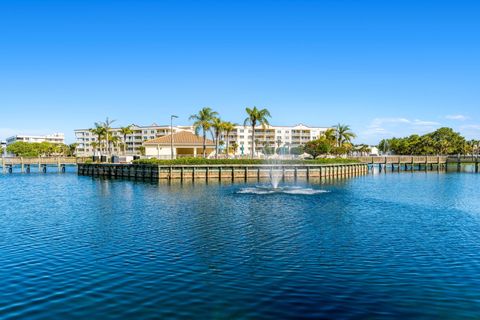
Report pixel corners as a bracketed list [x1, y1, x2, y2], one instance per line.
[74, 124, 194, 156]
[6, 133, 65, 146]
[221, 124, 330, 156]
[75, 123, 330, 157]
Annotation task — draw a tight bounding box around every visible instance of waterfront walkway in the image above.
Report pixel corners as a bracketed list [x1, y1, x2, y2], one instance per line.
[0, 157, 85, 173]
[351, 155, 479, 172]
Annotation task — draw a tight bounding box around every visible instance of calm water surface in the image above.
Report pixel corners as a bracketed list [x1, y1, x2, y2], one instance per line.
[1, 171, 480, 319]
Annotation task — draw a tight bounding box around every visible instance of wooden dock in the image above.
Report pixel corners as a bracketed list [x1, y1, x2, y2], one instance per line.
[350, 155, 479, 172]
[78, 163, 369, 181]
[0, 157, 83, 173]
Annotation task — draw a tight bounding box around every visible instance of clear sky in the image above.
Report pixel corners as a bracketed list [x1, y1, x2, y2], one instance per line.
[1, 0, 479, 144]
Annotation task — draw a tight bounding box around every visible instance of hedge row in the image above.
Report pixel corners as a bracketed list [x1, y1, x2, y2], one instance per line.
[132, 157, 359, 165]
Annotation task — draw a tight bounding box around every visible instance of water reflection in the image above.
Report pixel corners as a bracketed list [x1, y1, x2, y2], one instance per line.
[0, 172, 480, 318]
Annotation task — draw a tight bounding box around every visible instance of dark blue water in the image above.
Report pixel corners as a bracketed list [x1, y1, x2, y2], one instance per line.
[1, 171, 480, 319]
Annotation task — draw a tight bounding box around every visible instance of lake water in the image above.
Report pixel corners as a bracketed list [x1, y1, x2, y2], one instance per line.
[1, 170, 480, 319]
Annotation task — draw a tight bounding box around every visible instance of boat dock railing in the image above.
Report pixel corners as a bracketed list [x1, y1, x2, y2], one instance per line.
[0, 157, 88, 173]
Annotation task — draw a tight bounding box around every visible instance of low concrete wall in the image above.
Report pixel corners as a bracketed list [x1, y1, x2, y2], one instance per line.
[78, 163, 368, 181]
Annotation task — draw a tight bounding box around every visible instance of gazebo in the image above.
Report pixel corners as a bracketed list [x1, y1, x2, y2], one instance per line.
[144, 131, 215, 158]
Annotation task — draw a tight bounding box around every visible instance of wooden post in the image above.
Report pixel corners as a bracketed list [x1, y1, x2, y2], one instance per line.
[218, 167, 222, 181]
[306, 166, 310, 181]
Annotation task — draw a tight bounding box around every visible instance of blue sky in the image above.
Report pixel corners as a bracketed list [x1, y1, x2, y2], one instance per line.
[1, 0, 479, 144]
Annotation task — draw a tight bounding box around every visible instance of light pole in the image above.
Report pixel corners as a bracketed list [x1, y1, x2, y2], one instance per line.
[170, 115, 178, 159]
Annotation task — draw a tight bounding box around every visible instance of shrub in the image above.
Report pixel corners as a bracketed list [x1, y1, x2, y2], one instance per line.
[132, 157, 358, 165]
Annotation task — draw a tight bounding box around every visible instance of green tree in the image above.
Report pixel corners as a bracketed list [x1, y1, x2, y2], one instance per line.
[222, 121, 236, 159]
[354, 144, 371, 156]
[7, 141, 38, 157]
[109, 135, 121, 155]
[119, 126, 133, 155]
[303, 138, 332, 158]
[244, 106, 271, 158]
[230, 141, 239, 156]
[210, 117, 224, 159]
[69, 143, 78, 156]
[290, 146, 303, 156]
[89, 124, 106, 155]
[189, 107, 219, 158]
[101, 117, 116, 156]
[378, 127, 467, 155]
[378, 139, 389, 154]
[6, 141, 71, 157]
[333, 124, 356, 147]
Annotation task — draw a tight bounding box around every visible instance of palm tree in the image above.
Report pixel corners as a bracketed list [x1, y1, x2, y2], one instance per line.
[333, 124, 356, 147]
[355, 144, 371, 156]
[119, 126, 133, 155]
[68, 143, 78, 157]
[109, 135, 121, 154]
[89, 124, 106, 155]
[244, 106, 271, 158]
[323, 128, 337, 142]
[222, 121, 236, 159]
[189, 107, 218, 158]
[101, 117, 116, 157]
[210, 117, 224, 159]
[230, 141, 239, 157]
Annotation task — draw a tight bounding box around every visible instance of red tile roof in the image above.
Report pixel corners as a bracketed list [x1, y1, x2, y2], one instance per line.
[144, 131, 215, 146]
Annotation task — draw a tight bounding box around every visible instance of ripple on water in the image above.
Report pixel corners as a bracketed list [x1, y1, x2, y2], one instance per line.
[1, 173, 480, 319]
[237, 185, 330, 195]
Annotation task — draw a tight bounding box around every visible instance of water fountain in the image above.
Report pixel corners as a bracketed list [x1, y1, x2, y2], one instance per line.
[237, 145, 328, 195]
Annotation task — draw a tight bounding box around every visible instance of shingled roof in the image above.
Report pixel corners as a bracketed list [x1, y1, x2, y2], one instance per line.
[144, 131, 215, 146]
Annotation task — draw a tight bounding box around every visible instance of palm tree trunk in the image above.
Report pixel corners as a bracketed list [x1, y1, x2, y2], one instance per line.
[123, 135, 127, 155]
[251, 125, 255, 158]
[226, 134, 230, 159]
[203, 131, 206, 158]
[106, 132, 109, 157]
[215, 134, 218, 159]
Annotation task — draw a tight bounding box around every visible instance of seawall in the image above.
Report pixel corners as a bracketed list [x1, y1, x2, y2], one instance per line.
[78, 163, 368, 181]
